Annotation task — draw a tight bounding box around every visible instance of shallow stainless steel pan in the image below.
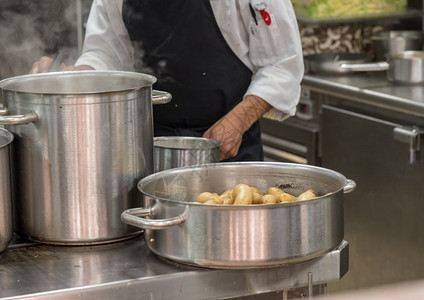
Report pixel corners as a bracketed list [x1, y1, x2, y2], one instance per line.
[341, 51, 424, 85]
[121, 162, 356, 269]
[304, 52, 373, 74]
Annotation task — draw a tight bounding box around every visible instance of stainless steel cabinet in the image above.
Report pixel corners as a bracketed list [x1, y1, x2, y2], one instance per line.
[260, 118, 320, 165]
[321, 104, 424, 292]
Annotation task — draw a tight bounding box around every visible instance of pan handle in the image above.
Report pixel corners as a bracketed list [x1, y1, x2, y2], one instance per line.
[121, 207, 186, 230]
[343, 179, 356, 194]
[0, 107, 38, 125]
[152, 90, 172, 104]
[340, 62, 389, 72]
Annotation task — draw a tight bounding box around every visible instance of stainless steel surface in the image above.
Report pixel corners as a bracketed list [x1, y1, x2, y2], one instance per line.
[0, 128, 13, 253]
[371, 30, 424, 61]
[0, 71, 164, 244]
[321, 104, 424, 293]
[301, 73, 424, 117]
[154, 136, 221, 172]
[0, 238, 349, 300]
[122, 162, 355, 268]
[304, 53, 373, 74]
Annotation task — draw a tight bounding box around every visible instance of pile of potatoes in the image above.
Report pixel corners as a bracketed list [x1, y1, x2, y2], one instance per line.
[195, 183, 317, 205]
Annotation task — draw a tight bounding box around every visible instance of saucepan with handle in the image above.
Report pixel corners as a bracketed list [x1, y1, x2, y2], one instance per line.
[340, 50, 424, 85]
[303, 52, 373, 75]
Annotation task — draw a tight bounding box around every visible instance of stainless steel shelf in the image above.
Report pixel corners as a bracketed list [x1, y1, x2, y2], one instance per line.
[0, 237, 349, 300]
[296, 9, 423, 25]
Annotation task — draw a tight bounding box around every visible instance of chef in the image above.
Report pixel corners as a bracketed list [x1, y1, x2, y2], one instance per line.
[30, 0, 304, 161]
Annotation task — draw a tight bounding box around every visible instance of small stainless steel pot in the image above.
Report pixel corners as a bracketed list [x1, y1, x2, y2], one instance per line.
[121, 162, 356, 269]
[154, 136, 221, 172]
[0, 128, 13, 253]
[341, 51, 424, 85]
[371, 30, 424, 61]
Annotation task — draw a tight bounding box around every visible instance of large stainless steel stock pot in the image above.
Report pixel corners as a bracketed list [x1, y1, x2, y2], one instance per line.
[0, 71, 171, 245]
[0, 128, 13, 252]
[122, 162, 356, 268]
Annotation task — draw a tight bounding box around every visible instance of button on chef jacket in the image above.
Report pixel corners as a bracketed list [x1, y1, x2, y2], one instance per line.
[75, 0, 304, 161]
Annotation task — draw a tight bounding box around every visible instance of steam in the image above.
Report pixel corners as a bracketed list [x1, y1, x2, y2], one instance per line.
[0, 1, 85, 79]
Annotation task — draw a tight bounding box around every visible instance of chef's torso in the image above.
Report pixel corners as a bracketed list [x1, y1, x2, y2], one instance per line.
[122, 0, 253, 135]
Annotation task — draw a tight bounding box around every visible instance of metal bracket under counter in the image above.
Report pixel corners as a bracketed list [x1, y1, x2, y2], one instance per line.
[0, 237, 349, 300]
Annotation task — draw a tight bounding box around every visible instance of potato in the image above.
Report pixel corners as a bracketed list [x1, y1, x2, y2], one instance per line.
[219, 193, 234, 205]
[261, 194, 278, 204]
[250, 187, 264, 204]
[221, 189, 233, 197]
[204, 199, 219, 204]
[267, 187, 285, 197]
[197, 192, 219, 203]
[232, 184, 253, 205]
[278, 192, 297, 203]
[297, 189, 317, 201]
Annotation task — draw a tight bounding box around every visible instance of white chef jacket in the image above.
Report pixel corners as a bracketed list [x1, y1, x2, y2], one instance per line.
[75, 0, 304, 121]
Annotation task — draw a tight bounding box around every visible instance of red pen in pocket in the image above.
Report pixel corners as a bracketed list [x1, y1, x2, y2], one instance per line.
[260, 9, 271, 25]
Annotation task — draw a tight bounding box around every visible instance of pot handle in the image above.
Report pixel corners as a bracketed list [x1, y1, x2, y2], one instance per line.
[152, 90, 172, 104]
[121, 207, 185, 230]
[0, 107, 38, 125]
[340, 62, 389, 72]
[343, 179, 356, 194]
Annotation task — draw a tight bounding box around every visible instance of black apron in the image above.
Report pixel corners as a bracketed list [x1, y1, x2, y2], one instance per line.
[122, 0, 263, 161]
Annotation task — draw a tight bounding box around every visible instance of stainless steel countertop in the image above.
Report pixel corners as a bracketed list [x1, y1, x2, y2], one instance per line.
[302, 72, 424, 117]
[0, 236, 348, 300]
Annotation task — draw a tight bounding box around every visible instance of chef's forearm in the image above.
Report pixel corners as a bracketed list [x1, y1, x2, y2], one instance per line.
[226, 95, 273, 133]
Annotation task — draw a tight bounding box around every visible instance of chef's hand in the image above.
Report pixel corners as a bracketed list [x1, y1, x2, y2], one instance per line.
[203, 95, 272, 161]
[29, 56, 93, 74]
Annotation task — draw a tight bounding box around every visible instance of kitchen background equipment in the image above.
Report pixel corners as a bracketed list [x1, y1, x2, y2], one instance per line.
[121, 162, 355, 269]
[0, 70, 171, 245]
[153, 136, 221, 172]
[0, 128, 13, 253]
[301, 69, 424, 293]
[371, 30, 424, 60]
[304, 52, 373, 74]
[341, 50, 424, 84]
[261, 88, 322, 165]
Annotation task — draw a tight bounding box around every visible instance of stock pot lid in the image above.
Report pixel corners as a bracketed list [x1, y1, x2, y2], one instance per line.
[0, 71, 157, 95]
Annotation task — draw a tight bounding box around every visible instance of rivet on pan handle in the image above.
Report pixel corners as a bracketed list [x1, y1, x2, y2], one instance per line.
[121, 206, 186, 230]
[343, 179, 356, 194]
